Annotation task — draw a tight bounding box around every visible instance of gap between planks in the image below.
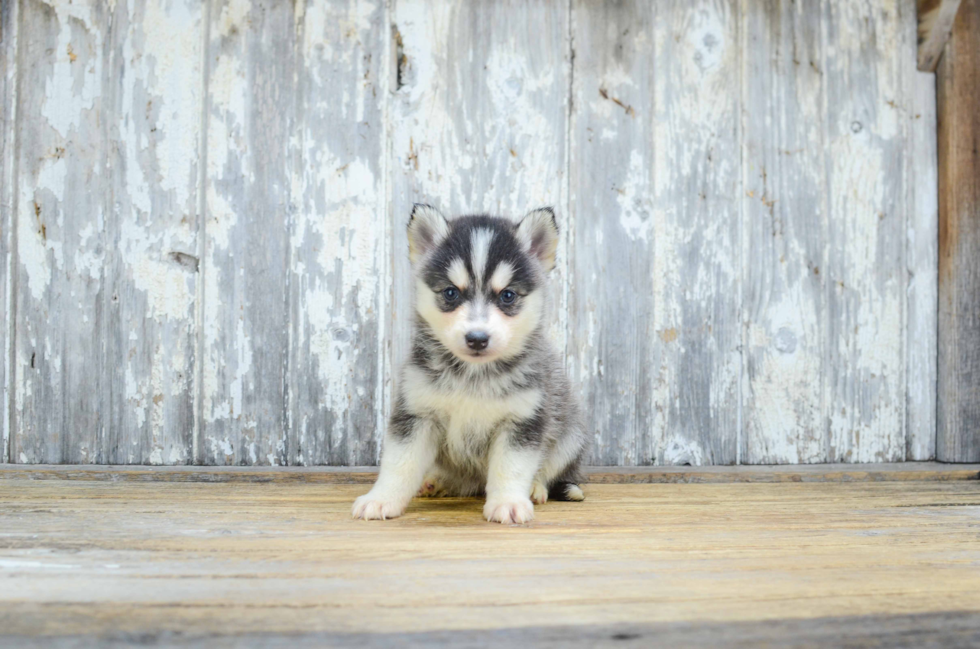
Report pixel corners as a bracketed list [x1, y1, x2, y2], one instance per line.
[0, 462, 976, 484]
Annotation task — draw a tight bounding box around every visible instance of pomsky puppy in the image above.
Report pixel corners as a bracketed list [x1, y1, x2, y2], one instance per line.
[352, 205, 588, 524]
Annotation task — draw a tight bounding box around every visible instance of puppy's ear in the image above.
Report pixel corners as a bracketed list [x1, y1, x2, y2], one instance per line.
[516, 207, 559, 272]
[407, 204, 449, 264]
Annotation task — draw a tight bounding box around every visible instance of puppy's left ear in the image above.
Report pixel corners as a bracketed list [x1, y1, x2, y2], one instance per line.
[516, 207, 559, 272]
[408, 204, 449, 265]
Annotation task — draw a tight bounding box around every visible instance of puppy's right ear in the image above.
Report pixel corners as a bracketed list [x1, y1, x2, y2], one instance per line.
[408, 204, 449, 264]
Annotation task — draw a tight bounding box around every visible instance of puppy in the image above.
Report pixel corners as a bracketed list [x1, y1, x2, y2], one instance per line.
[352, 205, 587, 524]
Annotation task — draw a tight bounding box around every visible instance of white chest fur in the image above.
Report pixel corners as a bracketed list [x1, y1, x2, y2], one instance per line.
[402, 367, 541, 466]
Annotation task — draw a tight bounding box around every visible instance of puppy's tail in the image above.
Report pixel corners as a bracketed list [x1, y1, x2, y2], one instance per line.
[548, 481, 585, 502]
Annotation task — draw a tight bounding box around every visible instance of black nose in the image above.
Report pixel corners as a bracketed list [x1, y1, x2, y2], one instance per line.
[465, 331, 490, 350]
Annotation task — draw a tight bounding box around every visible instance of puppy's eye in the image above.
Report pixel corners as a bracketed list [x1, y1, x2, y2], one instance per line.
[499, 289, 517, 305]
[442, 287, 459, 301]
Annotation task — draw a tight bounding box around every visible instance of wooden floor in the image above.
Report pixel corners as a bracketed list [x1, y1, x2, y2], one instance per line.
[2, 465, 980, 648]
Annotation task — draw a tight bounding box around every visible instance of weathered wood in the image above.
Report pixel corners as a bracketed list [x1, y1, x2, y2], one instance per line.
[0, 0, 19, 464]
[0, 464, 382, 484]
[568, 1, 657, 465]
[201, 0, 296, 465]
[906, 37, 940, 460]
[6, 614, 980, 649]
[2, 0, 941, 468]
[740, 0, 828, 464]
[571, 0, 746, 467]
[1, 480, 980, 643]
[586, 462, 980, 483]
[287, 0, 388, 466]
[741, 0, 935, 464]
[651, 0, 741, 465]
[102, 0, 204, 464]
[11, 0, 112, 464]
[824, 0, 910, 462]
[937, 0, 980, 463]
[387, 0, 571, 395]
[917, 0, 962, 71]
[44, 616, 980, 649]
[1, 462, 977, 483]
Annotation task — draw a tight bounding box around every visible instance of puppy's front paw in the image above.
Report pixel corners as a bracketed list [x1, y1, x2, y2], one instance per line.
[484, 496, 535, 524]
[352, 492, 407, 521]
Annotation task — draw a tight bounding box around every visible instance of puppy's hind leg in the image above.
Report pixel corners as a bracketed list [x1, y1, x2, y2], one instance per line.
[540, 443, 586, 503]
[548, 481, 585, 502]
[417, 465, 452, 497]
[530, 476, 549, 504]
[530, 473, 584, 503]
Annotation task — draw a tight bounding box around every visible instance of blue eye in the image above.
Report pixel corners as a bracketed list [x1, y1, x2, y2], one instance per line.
[499, 289, 517, 304]
[442, 287, 459, 301]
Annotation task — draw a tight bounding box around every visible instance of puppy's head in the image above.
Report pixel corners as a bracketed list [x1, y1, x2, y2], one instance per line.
[408, 204, 558, 364]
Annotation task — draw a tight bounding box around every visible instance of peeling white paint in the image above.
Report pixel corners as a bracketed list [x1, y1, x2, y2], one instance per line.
[141, 0, 201, 210]
[17, 199, 52, 302]
[121, 222, 195, 321]
[125, 365, 146, 430]
[222, 317, 252, 422]
[617, 150, 653, 242]
[40, 1, 100, 139]
[7, 0, 934, 468]
[662, 436, 706, 466]
[217, 0, 251, 38]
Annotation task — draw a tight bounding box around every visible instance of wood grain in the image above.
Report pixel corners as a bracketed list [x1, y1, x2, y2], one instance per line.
[6, 614, 980, 649]
[1, 0, 940, 468]
[103, 0, 204, 465]
[652, 0, 741, 465]
[937, 0, 980, 462]
[0, 0, 19, 465]
[740, 0, 934, 464]
[568, 0, 656, 465]
[906, 22, 940, 461]
[1, 479, 979, 643]
[824, 0, 910, 463]
[11, 0, 112, 463]
[201, 0, 295, 465]
[287, 0, 389, 467]
[740, 0, 827, 464]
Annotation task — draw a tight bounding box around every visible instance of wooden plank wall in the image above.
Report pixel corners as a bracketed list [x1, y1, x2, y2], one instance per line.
[1, 0, 18, 464]
[1, 0, 938, 466]
[937, 0, 980, 462]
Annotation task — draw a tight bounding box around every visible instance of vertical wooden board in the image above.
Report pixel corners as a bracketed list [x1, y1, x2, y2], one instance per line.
[202, 0, 295, 465]
[103, 0, 204, 464]
[11, 0, 110, 464]
[823, 0, 909, 462]
[937, 0, 980, 462]
[388, 0, 570, 436]
[906, 35, 938, 460]
[651, 0, 741, 465]
[568, 1, 657, 465]
[1, 0, 19, 464]
[287, 0, 388, 466]
[740, 0, 828, 464]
